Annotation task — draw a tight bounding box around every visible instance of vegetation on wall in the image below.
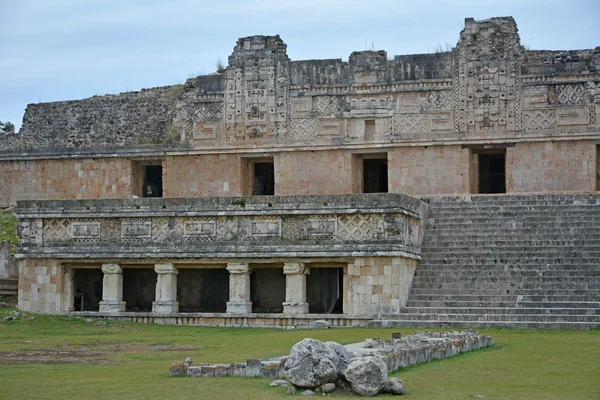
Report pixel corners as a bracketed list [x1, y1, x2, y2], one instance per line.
[0, 120, 15, 134]
[0, 210, 19, 252]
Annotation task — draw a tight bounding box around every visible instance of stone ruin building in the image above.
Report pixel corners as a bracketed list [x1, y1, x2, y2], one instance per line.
[0, 17, 598, 329]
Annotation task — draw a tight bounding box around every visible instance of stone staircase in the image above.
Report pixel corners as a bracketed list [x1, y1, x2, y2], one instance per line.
[0, 278, 18, 296]
[372, 194, 600, 329]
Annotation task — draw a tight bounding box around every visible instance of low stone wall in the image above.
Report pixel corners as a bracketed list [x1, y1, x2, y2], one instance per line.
[75, 313, 372, 328]
[169, 330, 493, 379]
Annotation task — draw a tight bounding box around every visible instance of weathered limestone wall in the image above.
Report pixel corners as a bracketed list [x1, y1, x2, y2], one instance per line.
[0, 158, 131, 207]
[389, 146, 467, 196]
[345, 257, 417, 315]
[276, 150, 352, 195]
[510, 140, 596, 193]
[18, 259, 71, 312]
[163, 154, 244, 197]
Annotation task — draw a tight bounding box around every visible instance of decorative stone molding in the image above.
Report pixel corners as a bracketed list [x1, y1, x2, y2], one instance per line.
[16, 194, 426, 260]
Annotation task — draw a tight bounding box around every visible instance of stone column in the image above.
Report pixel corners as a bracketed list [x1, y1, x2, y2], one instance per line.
[99, 263, 126, 313]
[282, 262, 309, 314]
[152, 263, 179, 314]
[226, 262, 252, 313]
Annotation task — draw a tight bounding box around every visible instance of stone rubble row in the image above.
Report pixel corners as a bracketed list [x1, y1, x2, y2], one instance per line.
[169, 330, 493, 397]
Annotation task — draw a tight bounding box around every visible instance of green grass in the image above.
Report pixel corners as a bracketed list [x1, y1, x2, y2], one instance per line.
[0, 307, 598, 399]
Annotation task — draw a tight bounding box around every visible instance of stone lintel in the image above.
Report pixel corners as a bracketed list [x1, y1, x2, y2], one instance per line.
[101, 263, 122, 274]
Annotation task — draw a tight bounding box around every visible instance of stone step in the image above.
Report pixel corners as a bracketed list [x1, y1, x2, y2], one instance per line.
[421, 239, 600, 247]
[409, 288, 600, 296]
[427, 202, 600, 209]
[413, 269, 600, 277]
[411, 276, 600, 284]
[410, 282, 600, 290]
[0, 279, 18, 296]
[395, 307, 600, 316]
[367, 319, 600, 330]
[405, 300, 600, 308]
[416, 263, 600, 269]
[407, 294, 600, 302]
[427, 219, 598, 225]
[378, 312, 599, 323]
[420, 253, 600, 260]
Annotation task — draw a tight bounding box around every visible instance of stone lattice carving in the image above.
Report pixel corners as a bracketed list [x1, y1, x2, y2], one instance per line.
[393, 113, 428, 136]
[32, 212, 412, 246]
[522, 109, 556, 131]
[550, 84, 587, 106]
[427, 90, 453, 110]
[314, 96, 346, 117]
[289, 118, 317, 139]
[196, 101, 223, 121]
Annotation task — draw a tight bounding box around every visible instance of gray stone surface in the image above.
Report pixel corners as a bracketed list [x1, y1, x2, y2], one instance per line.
[246, 358, 261, 377]
[269, 380, 288, 387]
[313, 320, 329, 329]
[325, 341, 350, 375]
[382, 377, 407, 395]
[344, 356, 388, 397]
[284, 338, 339, 388]
[319, 383, 337, 394]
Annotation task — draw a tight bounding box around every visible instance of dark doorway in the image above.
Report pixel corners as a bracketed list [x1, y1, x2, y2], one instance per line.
[144, 165, 163, 197]
[177, 268, 229, 312]
[479, 153, 506, 194]
[251, 268, 285, 313]
[363, 158, 388, 193]
[253, 162, 275, 195]
[306, 268, 343, 314]
[123, 269, 157, 312]
[73, 269, 103, 312]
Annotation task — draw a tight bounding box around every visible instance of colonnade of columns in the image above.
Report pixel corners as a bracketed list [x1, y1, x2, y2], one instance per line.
[97, 261, 311, 314]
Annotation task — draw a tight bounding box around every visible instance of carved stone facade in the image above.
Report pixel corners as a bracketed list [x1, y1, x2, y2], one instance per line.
[1, 16, 599, 326]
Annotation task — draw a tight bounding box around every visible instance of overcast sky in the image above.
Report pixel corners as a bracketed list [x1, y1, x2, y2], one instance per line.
[1, 0, 599, 131]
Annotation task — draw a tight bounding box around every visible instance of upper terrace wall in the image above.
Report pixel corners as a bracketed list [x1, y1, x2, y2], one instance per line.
[1, 17, 598, 155]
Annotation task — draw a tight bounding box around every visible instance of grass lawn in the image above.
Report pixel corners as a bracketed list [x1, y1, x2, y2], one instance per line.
[0, 305, 598, 399]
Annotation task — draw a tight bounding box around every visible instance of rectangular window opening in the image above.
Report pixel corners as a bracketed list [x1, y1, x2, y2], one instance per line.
[478, 152, 506, 194]
[363, 156, 388, 193]
[252, 160, 275, 195]
[132, 160, 163, 198]
[144, 165, 163, 197]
